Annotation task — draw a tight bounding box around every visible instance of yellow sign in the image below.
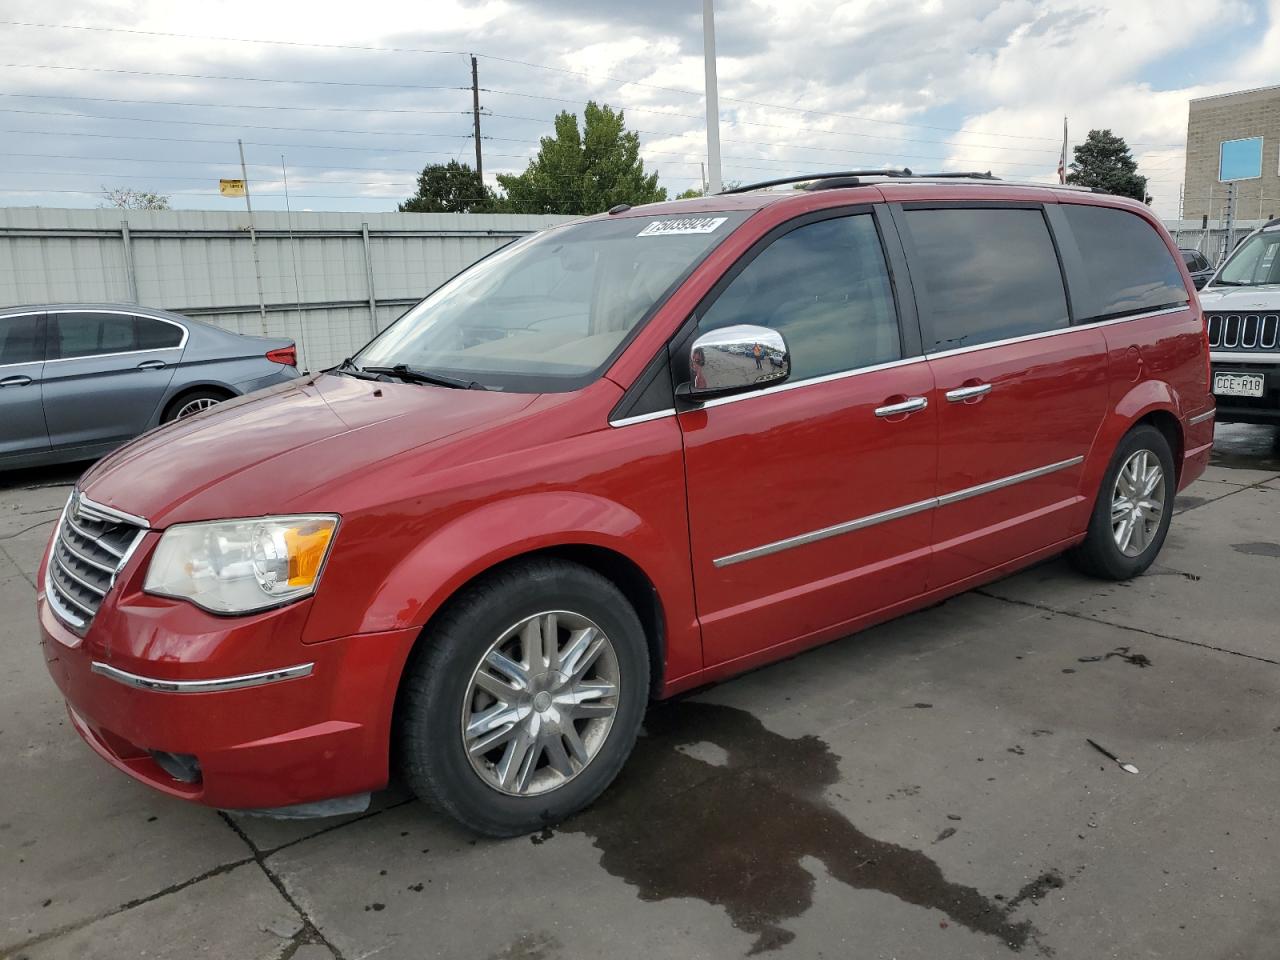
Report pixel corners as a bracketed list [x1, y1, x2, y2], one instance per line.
[219, 179, 246, 197]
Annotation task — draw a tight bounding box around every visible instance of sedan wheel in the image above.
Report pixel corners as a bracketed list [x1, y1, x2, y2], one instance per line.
[175, 396, 220, 419]
[462, 611, 620, 796]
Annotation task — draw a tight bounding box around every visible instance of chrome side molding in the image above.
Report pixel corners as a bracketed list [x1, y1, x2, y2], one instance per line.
[1188, 408, 1216, 426]
[91, 661, 314, 693]
[713, 455, 1085, 568]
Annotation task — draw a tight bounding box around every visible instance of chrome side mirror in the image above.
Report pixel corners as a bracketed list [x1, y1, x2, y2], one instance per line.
[681, 324, 790, 401]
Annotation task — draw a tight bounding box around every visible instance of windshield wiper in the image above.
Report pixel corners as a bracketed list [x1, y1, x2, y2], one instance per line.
[1211, 279, 1246, 286]
[360, 364, 487, 390]
[332, 357, 383, 380]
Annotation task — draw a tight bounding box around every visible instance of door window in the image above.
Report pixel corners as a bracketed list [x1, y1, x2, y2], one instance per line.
[696, 214, 901, 381]
[50, 313, 140, 360]
[1061, 204, 1189, 320]
[904, 207, 1070, 352]
[0, 314, 43, 365]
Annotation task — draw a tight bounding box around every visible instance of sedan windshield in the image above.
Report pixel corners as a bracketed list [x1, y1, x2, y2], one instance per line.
[355, 211, 750, 392]
[1212, 228, 1280, 287]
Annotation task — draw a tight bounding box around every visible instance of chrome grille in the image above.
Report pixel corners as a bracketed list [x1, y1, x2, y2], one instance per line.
[46, 493, 147, 633]
[1206, 312, 1280, 352]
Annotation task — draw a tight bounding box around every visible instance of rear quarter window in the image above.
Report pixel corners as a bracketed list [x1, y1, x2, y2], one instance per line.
[1062, 205, 1189, 321]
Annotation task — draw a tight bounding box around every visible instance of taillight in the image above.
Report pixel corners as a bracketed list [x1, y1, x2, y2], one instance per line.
[266, 344, 297, 367]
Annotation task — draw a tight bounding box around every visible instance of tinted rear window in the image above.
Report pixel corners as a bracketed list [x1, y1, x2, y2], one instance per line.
[1062, 205, 1188, 321]
[135, 316, 183, 349]
[904, 207, 1070, 352]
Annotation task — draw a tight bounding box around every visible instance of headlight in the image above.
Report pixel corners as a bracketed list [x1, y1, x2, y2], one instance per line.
[143, 515, 338, 614]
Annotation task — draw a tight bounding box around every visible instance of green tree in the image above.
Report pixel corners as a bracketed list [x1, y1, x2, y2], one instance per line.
[1066, 129, 1150, 203]
[399, 161, 495, 213]
[495, 102, 666, 214]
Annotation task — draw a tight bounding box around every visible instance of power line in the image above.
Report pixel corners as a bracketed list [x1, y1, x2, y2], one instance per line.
[0, 106, 475, 138]
[0, 91, 470, 116]
[0, 19, 1141, 146]
[0, 62, 466, 91]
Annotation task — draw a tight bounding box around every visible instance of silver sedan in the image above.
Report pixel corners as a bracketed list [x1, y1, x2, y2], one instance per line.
[0, 303, 300, 470]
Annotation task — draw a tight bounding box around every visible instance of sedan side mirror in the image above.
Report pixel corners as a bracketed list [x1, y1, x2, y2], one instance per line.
[679, 324, 790, 402]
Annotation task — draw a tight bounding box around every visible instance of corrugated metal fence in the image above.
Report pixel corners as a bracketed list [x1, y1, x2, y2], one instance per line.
[0, 207, 573, 371]
[3, 208, 1266, 372]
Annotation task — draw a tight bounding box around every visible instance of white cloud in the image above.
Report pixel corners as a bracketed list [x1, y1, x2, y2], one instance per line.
[0, 0, 1275, 215]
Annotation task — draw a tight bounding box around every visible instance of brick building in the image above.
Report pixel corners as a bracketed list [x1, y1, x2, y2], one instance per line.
[1182, 84, 1280, 222]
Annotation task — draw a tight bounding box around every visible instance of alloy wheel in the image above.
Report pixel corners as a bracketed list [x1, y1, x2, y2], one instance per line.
[1111, 449, 1166, 557]
[461, 610, 620, 797]
[175, 397, 220, 419]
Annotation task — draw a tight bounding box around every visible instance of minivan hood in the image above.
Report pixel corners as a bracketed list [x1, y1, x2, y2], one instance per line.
[1198, 284, 1280, 309]
[80, 374, 537, 525]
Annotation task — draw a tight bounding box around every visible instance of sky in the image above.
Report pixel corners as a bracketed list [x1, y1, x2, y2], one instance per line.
[0, 0, 1276, 219]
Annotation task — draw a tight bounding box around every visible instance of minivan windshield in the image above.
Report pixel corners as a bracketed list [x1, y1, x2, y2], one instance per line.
[1212, 227, 1280, 287]
[354, 211, 750, 392]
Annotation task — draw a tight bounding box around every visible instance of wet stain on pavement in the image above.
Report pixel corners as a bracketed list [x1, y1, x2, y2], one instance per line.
[1077, 646, 1152, 668]
[1233, 542, 1280, 559]
[562, 700, 1049, 954]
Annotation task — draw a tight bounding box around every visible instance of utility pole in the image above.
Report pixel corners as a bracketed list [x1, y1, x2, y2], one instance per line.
[702, 0, 722, 194]
[471, 55, 483, 182]
[238, 138, 267, 334]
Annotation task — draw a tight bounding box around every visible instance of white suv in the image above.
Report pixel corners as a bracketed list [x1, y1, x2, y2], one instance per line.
[1199, 221, 1280, 424]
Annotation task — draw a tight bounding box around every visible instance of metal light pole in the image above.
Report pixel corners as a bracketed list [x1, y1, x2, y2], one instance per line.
[237, 138, 268, 334]
[702, 0, 723, 195]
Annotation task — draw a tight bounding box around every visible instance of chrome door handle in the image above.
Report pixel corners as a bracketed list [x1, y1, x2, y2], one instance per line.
[945, 383, 992, 402]
[874, 396, 928, 418]
[136, 359, 166, 370]
[0, 375, 32, 387]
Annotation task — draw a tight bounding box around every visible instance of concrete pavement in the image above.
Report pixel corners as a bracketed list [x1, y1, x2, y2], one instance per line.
[3, 425, 1279, 960]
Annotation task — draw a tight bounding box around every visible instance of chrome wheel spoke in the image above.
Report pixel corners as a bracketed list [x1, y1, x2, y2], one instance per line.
[484, 650, 529, 692]
[496, 727, 540, 792]
[562, 723, 590, 765]
[1115, 515, 1135, 553]
[562, 629, 605, 683]
[544, 735, 576, 777]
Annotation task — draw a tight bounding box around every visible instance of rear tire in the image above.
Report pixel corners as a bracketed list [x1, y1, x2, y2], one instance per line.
[1070, 424, 1175, 580]
[397, 559, 649, 837]
[162, 389, 231, 423]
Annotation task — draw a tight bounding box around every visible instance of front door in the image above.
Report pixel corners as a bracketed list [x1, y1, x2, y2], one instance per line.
[678, 209, 937, 669]
[893, 203, 1110, 587]
[0, 312, 49, 464]
[42, 311, 183, 455]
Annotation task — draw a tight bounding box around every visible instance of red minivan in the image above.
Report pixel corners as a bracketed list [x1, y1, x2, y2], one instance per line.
[38, 174, 1214, 836]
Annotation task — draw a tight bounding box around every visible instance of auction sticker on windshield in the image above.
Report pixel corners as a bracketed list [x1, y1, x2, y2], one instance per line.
[636, 216, 728, 237]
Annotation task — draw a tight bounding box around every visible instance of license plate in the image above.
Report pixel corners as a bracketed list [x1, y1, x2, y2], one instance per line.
[1214, 372, 1265, 398]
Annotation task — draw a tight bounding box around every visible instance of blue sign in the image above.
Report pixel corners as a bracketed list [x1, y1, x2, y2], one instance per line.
[1220, 136, 1264, 182]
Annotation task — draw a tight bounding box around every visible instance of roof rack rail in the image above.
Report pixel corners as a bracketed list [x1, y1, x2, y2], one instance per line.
[719, 169, 1111, 196]
[719, 170, 914, 194]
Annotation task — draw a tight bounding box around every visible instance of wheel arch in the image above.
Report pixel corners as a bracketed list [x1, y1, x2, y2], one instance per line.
[1079, 381, 1186, 520]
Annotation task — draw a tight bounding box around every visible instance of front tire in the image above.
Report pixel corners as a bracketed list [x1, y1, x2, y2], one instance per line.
[397, 559, 650, 837]
[1070, 424, 1175, 580]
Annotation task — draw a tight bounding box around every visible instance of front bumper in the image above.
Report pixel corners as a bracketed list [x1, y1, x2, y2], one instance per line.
[1210, 359, 1280, 423]
[38, 582, 419, 811]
